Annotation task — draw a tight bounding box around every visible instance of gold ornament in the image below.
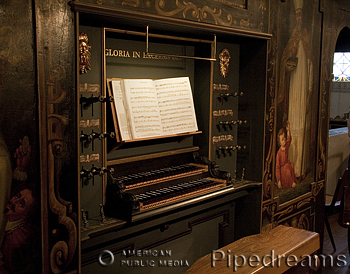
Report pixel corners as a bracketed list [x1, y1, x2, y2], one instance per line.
[219, 49, 230, 78]
[79, 33, 91, 74]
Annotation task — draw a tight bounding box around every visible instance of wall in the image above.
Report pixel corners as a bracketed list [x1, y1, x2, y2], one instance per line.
[330, 82, 350, 119]
[327, 128, 349, 195]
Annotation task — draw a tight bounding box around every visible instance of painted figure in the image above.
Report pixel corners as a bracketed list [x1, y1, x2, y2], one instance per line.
[0, 183, 39, 274]
[276, 121, 297, 189]
[0, 137, 32, 273]
[278, 0, 314, 180]
[0, 133, 12, 269]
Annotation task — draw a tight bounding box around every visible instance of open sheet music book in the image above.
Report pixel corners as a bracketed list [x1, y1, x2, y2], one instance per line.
[109, 77, 198, 141]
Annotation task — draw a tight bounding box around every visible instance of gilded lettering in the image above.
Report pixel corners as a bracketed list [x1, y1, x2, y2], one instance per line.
[133, 51, 141, 58]
[105, 49, 112, 56]
[106, 49, 136, 58]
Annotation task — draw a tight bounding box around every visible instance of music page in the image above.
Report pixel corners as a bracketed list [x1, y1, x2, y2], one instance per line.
[154, 77, 198, 135]
[122, 79, 162, 139]
[110, 80, 132, 141]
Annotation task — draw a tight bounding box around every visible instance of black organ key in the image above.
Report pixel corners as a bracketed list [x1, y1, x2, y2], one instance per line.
[139, 172, 151, 180]
[137, 194, 150, 202]
[135, 178, 221, 208]
[129, 174, 141, 182]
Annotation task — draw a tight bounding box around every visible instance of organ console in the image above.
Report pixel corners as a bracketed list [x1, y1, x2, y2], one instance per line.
[104, 154, 231, 222]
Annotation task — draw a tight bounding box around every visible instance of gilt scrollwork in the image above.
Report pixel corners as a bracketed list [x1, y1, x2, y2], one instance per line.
[296, 213, 310, 230]
[283, 213, 310, 230]
[262, 202, 277, 215]
[297, 198, 312, 210]
[155, 0, 234, 26]
[262, 201, 278, 223]
[263, 177, 272, 199]
[47, 65, 77, 273]
[122, 0, 140, 7]
[273, 204, 295, 221]
[311, 180, 324, 197]
[262, 107, 275, 200]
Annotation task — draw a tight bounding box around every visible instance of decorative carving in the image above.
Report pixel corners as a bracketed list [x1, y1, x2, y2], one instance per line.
[211, 0, 246, 9]
[263, 177, 272, 199]
[155, 0, 234, 26]
[219, 49, 231, 78]
[240, 18, 250, 28]
[79, 32, 91, 74]
[50, 241, 70, 273]
[283, 213, 310, 230]
[263, 106, 275, 200]
[311, 180, 324, 197]
[297, 213, 310, 230]
[297, 197, 313, 209]
[274, 204, 295, 221]
[262, 201, 277, 217]
[193, 152, 209, 165]
[193, 152, 231, 180]
[208, 161, 232, 181]
[122, 0, 140, 7]
[46, 65, 77, 272]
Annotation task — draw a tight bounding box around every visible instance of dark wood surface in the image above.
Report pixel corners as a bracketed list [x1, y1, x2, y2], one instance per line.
[183, 225, 319, 274]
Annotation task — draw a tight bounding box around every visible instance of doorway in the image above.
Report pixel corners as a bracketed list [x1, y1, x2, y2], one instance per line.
[327, 27, 350, 196]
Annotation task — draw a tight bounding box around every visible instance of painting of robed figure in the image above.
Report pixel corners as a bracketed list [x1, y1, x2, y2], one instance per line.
[275, 0, 319, 203]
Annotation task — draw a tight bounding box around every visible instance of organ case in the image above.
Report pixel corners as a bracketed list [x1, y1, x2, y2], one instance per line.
[76, 14, 269, 274]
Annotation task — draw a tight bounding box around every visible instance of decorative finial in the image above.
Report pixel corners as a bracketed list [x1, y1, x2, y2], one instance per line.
[79, 32, 91, 74]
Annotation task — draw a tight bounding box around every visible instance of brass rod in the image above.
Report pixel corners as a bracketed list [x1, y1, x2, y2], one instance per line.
[104, 27, 213, 44]
[146, 25, 149, 53]
[145, 26, 216, 61]
[105, 27, 216, 61]
[213, 35, 217, 59]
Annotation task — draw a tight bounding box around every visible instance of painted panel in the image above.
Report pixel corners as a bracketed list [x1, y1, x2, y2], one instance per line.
[263, 0, 323, 229]
[0, 1, 41, 273]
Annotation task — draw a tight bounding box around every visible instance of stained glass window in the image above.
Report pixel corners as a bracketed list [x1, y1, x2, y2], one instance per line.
[333, 52, 350, 81]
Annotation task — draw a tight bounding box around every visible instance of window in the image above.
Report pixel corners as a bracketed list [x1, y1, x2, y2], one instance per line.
[333, 52, 350, 81]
